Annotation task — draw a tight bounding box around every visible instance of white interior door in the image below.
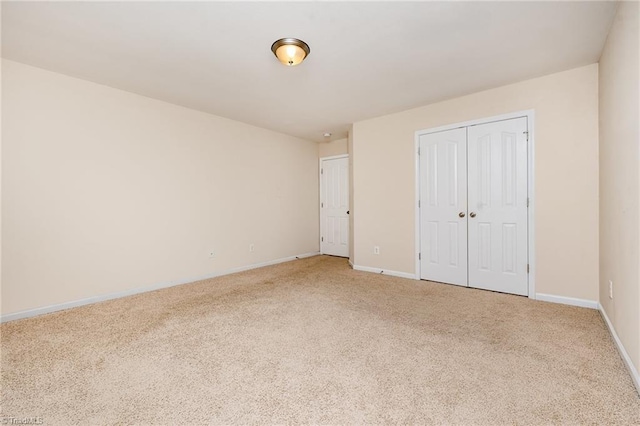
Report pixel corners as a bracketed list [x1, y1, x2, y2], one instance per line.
[419, 128, 468, 285]
[320, 157, 349, 257]
[467, 117, 528, 295]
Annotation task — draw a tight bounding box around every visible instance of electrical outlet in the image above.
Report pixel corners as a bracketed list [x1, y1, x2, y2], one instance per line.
[374, 246, 380, 255]
[249, 244, 255, 252]
[609, 280, 613, 299]
[209, 250, 215, 259]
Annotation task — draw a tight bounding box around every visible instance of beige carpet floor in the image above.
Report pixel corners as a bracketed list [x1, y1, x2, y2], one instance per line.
[1, 255, 639, 425]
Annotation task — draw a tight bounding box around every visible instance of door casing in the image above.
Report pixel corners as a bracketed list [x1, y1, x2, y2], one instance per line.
[319, 154, 350, 257]
[414, 110, 536, 299]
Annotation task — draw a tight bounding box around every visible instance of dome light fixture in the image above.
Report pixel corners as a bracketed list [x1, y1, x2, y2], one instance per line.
[271, 38, 310, 66]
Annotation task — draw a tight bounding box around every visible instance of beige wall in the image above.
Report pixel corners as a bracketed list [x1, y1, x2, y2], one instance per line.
[318, 138, 348, 158]
[1, 59, 319, 316]
[599, 1, 640, 374]
[0, 56, 3, 315]
[352, 64, 599, 301]
[348, 129, 354, 264]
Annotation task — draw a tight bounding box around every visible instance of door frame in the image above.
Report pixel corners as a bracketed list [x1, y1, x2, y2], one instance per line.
[414, 110, 536, 299]
[319, 154, 350, 256]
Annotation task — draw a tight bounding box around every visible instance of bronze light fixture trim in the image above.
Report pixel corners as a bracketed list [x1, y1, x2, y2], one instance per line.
[271, 38, 311, 66]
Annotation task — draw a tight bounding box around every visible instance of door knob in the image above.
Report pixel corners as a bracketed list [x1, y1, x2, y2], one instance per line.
[469, 212, 476, 218]
[459, 212, 465, 218]
[347, 211, 350, 215]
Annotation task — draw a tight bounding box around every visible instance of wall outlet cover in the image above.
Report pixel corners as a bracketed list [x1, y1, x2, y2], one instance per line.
[609, 280, 613, 299]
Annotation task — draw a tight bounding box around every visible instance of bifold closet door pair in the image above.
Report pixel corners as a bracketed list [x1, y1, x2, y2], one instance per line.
[419, 117, 529, 296]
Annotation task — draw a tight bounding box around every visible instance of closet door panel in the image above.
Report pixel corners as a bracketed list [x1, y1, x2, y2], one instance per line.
[467, 118, 528, 296]
[419, 128, 468, 286]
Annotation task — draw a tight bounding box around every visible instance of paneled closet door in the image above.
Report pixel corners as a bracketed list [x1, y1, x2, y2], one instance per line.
[419, 128, 468, 286]
[467, 117, 528, 296]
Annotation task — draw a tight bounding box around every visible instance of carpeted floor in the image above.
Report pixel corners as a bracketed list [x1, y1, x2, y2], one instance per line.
[1, 255, 639, 425]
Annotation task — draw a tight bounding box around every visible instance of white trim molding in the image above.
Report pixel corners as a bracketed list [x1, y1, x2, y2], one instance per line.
[535, 293, 598, 309]
[1, 252, 320, 323]
[352, 264, 417, 280]
[598, 303, 640, 395]
[414, 109, 536, 298]
[319, 154, 350, 161]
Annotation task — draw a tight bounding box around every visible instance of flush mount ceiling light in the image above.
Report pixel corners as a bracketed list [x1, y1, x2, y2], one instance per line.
[271, 38, 310, 66]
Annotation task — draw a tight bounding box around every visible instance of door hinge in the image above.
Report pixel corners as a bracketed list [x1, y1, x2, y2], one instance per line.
[321, 168, 323, 174]
[419, 253, 421, 260]
[321, 237, 324, 242]
[418, 147, 420, 155]
[527, 198, 530, 207]
[524, 131, 529, 141]
[418, 200, 421, 208]
[527, 264, 530, 274]
[321, 202, 324, 208]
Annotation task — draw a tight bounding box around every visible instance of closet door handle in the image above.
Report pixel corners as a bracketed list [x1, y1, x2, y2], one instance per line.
[469, 212, 476, 218]
[459, 212, 465, 218]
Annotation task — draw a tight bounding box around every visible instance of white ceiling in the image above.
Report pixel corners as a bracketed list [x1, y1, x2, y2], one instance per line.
[2, 1, 617, 142]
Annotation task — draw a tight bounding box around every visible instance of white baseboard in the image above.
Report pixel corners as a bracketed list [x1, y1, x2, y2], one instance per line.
[352, 264, 417, 280]
[598, 303, 640, 395]
[348, 260, 354, 268]
[535, 293, 598, 309]
[0, 252, 320, 323]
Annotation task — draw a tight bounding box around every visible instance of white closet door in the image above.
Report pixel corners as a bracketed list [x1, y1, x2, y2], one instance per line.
[467, 117, 528, 295]
[320, 157, 349, 257]
[419, 128, 468, 286]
